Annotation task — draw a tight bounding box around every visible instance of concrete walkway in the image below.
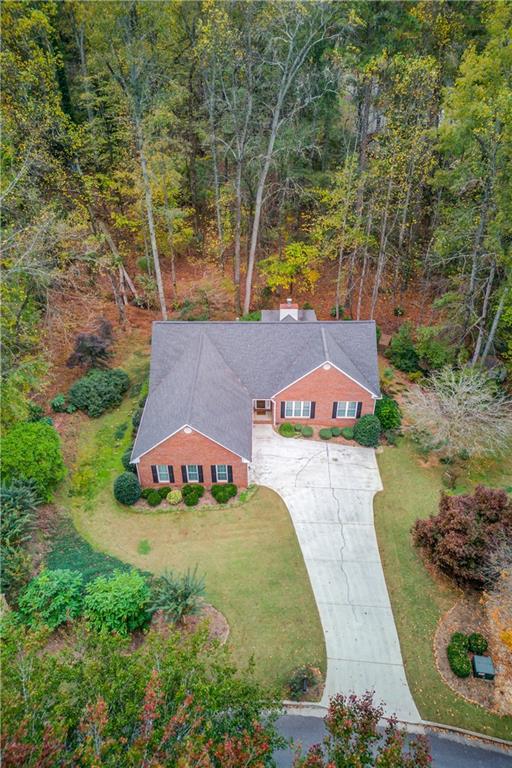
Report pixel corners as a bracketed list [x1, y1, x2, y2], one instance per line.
[250, 424, 420, 722]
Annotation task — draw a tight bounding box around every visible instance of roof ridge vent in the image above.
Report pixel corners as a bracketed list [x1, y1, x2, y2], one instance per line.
[320, 327, 329, 361]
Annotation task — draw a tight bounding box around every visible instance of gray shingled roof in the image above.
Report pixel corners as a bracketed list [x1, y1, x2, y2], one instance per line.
[131, 320, 380, 462]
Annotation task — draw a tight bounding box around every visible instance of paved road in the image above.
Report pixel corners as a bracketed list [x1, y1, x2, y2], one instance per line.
[251, 425, 420, 722]
[274, 714, 512, 768]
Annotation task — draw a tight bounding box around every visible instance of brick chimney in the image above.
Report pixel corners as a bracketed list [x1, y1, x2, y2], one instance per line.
[279, 297, 299, 321]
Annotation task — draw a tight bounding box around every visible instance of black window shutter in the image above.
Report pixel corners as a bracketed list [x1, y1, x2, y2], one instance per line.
[280, 401, 285, 418]
[151, 465, 158, 483]
[310, 402, 316, 419]
[181, 465, 187, 483]
[167, 465, 174, 483]
[227, 465, 233, 482]
[198, 465, 204, 483]
[211, 465, 217, 483]
[356, 402, 362, 418]
[332, 402, 338, 418]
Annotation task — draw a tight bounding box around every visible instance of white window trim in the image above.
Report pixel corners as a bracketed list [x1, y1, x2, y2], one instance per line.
[335, 401, 358, 419]
[156, 464, 170, 483]
[215, 464, 228, 482]
[186, 464, 199, 482]
[284, 400, 312, 419]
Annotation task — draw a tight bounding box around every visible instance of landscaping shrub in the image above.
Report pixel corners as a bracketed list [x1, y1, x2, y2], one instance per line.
[51, 394, 67, 413]
[294, 423, 303, 432]
[113, 472, 141, 505]
[121, 448, 136, 472]
[0, 479, 40, 601]
[240, 310, 261, 321]
[84, 570, 152, 635]
[146, 490, 162, 507]
[384, 429, 398, 446]
[353, 415, 381, 447]
[287, 665, 322, 700]
[412, 485, 512, 589]
[331, 427, 342, 437]
[66, 319, 113, 370]
[279, 422, 295, 437]
[157, 486, 171, 500]
[386, 322, 419, 373]
[181, 483, 204, 507]
[151, 566, 205, 623]
[132, 407, 143, 429]
[415, 325, 454, 372]
[319, 428, 332, 440]
[211, 483, 237, 504]
[167, 489, 182, 505]
[446, 633, 471, 678]
[301, 425, 313, 437]
[375, 396, 401, 430]
[18, 569, 84, 629]
[341, 427, 354, 439]
[0, 421, 66, 502]
[68, 368, 130, 418]
[468, 632, 488, 654]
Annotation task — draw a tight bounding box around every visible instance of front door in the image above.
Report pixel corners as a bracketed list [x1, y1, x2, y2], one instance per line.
[253, 399, 272, 419]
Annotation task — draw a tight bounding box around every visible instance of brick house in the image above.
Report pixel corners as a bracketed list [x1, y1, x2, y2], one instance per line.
[131, 302, 381, 489]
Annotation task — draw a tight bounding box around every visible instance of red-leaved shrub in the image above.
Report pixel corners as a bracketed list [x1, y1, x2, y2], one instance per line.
[412, 485, 512, 589]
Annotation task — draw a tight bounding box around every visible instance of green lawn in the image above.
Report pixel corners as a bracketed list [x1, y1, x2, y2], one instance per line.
[374, 440, 512, 739]
[55, 350, 325, 693]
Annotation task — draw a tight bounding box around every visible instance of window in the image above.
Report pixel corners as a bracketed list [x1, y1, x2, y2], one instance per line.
[336, 401, 358, 418]
[215, 464, 228, 482]
[284, 401, 311, 418]
[156, 464, 170, 482]
[185, 464, 199, 482]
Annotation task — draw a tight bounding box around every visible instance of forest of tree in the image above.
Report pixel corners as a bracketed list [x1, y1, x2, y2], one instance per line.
[1, 0, 511, 425]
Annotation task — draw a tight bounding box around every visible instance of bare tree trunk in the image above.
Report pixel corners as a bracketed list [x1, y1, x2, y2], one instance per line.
[481, 285, 508, 363]
[370, 179, 393, 319]
[206, 80, 225, 269]
[135, 119, 167, 320]
[108, 271, 126, 327]
[471, 261, 495, 364]
[356, 209, 373, 320]
[234, 160, 243, 315]
[163, 186, 177, 299]
[243, 98, 282, 315]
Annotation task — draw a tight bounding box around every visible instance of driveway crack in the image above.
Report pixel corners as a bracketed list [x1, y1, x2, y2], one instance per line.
[326, 444, 356, 620]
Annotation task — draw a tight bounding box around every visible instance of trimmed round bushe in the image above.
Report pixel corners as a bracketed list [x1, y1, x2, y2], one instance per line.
[301, 425, 313, 437]
[114, 472, 141, 505]
[331, 427, 342, 437]
[446, 632, 471, 678]
[167, 489, 182, 505]
[182, 483, 205, 507]
[375, 396, 402, 431]
[319, 428, 332, 440]
[122, 448, 136, 472]
[341, 426, 354, 440]
[279, 422, 295, 437]
[468, 632, 488, 655]
[211, 483, 237, 504]
[353, 414, 381, 447]
[147, 489, 162, 507]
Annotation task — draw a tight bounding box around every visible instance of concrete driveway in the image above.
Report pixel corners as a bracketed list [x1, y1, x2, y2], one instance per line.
[250, 424, 420, 723]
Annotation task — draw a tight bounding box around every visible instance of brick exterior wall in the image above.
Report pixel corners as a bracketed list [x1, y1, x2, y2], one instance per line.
[275, 364, 376, 427]
[136, 428, 248, 488]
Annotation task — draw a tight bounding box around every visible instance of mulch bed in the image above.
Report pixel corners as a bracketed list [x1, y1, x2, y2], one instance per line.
[434, 595, 497, 712]
[130, 603, 229, 650]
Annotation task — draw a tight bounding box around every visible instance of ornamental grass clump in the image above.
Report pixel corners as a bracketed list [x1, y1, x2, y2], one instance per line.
[151, 566, 206, 624]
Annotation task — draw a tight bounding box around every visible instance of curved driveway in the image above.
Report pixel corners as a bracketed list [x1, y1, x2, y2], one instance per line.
[250, 425, 420, 723]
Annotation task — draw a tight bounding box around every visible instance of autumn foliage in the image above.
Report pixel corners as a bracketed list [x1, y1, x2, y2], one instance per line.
[412, 486, 512, 589]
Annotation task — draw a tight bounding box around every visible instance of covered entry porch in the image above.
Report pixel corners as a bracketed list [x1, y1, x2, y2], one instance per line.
[253, 398, 273, 423]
